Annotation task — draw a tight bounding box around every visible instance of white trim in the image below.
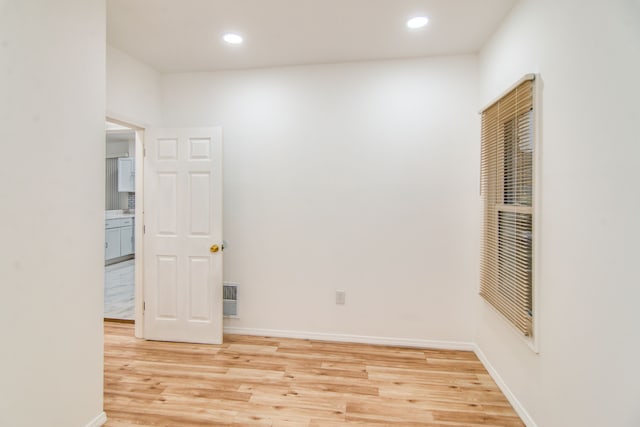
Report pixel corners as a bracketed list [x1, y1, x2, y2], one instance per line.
[479, 73, 536, 113]
[223, 327, 475, 351]
[85, 412, 107, 427]
[134, 128, 145, 338]
[473, 345, 538, 427]
[530, 73, 543, 354]
[480, 298, 538, 353]
[106, 112, 146, 130]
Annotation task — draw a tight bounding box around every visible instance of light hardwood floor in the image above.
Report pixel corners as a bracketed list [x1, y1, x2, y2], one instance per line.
[104, 322, 523, 426]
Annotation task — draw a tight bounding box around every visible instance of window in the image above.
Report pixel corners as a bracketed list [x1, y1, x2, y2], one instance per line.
[480, 76, 535, 336]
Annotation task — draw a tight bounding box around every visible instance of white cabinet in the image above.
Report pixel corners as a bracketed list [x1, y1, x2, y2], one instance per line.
[120, 225, 134, 256]
[105, 228, 121, 260]
[118, 157, 135, 192]
[105, 217, 134, 261]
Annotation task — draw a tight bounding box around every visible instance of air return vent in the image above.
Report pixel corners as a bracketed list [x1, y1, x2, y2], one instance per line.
[223, 283, 238, 317]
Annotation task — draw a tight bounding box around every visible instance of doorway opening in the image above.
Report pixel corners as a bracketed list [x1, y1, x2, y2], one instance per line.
[104, 119, 144, 331]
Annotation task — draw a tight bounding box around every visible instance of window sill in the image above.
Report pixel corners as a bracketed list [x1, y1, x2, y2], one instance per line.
[481, 297, 539, 354]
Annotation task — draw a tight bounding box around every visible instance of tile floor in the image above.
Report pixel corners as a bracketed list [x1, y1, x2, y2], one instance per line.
[104, 259, 135, 320]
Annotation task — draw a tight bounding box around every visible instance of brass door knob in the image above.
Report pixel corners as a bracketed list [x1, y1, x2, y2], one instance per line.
[210, 244, 219, 253]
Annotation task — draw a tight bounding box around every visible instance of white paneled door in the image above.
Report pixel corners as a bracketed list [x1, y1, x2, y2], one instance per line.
[144, 127, 223, 344]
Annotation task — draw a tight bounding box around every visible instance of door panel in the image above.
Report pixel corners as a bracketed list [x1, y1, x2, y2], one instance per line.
[189, 172, 211, 235]
[144, 127, 223, 344]
[188, 256, 212, 321]
[157, 173, 178, 235]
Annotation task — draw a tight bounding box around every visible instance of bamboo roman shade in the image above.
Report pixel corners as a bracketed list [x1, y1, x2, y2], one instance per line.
[480, 77, 535, 336]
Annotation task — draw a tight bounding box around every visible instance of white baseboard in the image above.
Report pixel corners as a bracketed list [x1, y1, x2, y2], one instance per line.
[223, 326, 475, 351]
[223, 327, 534, 426]
[473, 345, 537, 427]
[85, 411, 107, 427]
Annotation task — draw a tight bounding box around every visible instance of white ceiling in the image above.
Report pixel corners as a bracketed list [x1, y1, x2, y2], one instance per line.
[107, 0, 517, 73]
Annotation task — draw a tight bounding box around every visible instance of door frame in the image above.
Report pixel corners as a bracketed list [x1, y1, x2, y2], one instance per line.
[106, 115, 145, 338]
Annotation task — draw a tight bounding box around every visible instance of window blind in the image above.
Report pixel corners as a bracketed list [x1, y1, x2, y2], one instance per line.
[480, 77, 535, 336]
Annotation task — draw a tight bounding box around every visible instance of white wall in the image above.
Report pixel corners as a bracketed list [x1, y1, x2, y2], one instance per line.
[107, 45, 161, 127]
[161, 56, 480, 343]
[0, 1, 106, 426]
[477, 1, 640, 426]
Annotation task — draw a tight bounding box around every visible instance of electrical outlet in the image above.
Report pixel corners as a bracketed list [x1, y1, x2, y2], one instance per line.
[335, 290, 346, 305]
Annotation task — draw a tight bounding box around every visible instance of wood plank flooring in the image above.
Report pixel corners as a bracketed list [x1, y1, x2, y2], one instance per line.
[104, 322, 524, 426]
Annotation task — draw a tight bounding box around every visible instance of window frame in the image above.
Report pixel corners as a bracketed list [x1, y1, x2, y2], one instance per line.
[479, 74, 540, 353]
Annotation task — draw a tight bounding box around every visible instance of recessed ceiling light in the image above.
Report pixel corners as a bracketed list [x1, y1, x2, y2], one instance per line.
[406, 16, 429, 29]
[223, 33, 243, 44]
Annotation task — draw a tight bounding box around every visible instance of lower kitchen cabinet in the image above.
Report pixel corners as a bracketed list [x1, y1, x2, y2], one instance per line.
[120, 225, 134, 256]
[105, 228, 121, 260]
[105, 217, 134, 261]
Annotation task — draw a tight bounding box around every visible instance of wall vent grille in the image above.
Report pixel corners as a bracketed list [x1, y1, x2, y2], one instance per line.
[223, 283, 238, 317]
